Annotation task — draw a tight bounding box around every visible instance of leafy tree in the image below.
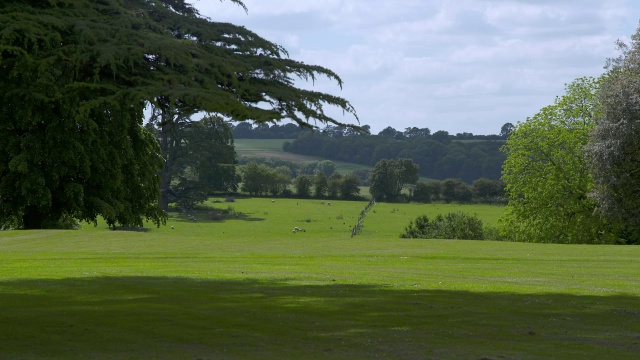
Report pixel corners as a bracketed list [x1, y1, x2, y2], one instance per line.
[412, 182, 434, 203]
[404, 127, 431, 138]
[500, 123, 515, 138]
[378, 126, 401, 138]
[266, 166, 292, 196]
[315, 160, 337, 177]
[369, 159, 419, 201]
[313, 172, 328, 198]
[587, 33, 640, 244]
[339, 173, 361, 200]
[241, 162, 270, 196]
[441, 178, 472, 204]
[232, 122, 255, 138]
[293, 175, 313, 198]
[327, 173, 343, 198]
[352, 169, 371, 186]
[500, 77, 614, 243]
[431, 130, 451, 144]
[471, 178, 504, 203]
[0, 0, 358, 228]
[148, 115, 238, 210]
[425, 180, 443, 202]
[396, 159, 420, 190]
[369, 160, 399, 201]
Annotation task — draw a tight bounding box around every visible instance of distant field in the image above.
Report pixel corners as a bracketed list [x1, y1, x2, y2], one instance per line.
[235, 138, 372, 174]
[1, 199, 639, 359]
[234, 139, 311, 162]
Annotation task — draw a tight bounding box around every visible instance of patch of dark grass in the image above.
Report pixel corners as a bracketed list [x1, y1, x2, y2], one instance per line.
[111, 226, 150, 232]
[0, 277, 638, 359]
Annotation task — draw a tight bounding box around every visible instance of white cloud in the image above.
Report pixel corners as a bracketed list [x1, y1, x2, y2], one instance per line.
[194, 0, 640, 134]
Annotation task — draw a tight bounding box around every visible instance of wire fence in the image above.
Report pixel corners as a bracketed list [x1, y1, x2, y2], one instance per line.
[351, 198, 376, 238]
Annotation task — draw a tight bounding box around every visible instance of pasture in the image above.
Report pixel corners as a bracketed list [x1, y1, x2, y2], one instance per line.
[234, 138, 372, 174]
[0, 198, 639, 359]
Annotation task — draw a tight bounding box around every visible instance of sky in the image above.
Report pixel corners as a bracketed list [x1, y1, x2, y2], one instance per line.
[194, 0, 640, 135]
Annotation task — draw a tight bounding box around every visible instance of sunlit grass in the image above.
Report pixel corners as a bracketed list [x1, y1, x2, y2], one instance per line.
[1, 198, 639, 359]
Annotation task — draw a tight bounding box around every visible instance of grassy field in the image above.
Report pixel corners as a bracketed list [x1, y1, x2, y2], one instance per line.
[235, 138, 372, 174]
[1, 199, 639, 359]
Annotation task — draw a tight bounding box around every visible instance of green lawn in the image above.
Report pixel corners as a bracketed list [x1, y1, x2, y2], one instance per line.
[1, 199, 639, 359]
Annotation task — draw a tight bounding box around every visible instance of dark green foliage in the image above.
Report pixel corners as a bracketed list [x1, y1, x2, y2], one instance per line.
[351, 169, 371, 186]
[471, 178, 505, 203]
[149, 115, 238, 211]
[185, 118, 239, 195]
[500, 123, 514, 138]
[339, 173, 361, 200]
[240, 162, 291, 197]
[240, 162, 272, 196]
[232, 122, 306, 139]
[327, 173, 342, 198]
[441, 178, 472, 204]
[0, 0, 358, 228]
[313, 172, 328, 198]
[401, 212, 484, 240]
[369, 159, 419, 201]
[316, 160, 337, 177]
[293, 175, 313, 198]
[412, 183, 434, 203]
[588, 31, 640, 244]
[284, 132, 505, 182]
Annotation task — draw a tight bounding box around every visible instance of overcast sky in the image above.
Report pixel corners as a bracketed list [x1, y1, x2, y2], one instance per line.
[195, 0, 640, 135]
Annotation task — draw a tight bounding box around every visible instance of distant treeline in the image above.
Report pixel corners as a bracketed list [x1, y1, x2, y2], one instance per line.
[232, 123, 512, 182]
[231, 123, 513, 141]
[231, 122, 306, 139]
[283, 132, 506, 183]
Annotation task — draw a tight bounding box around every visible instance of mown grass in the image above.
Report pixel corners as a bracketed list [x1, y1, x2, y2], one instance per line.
[1, 198, 639, 359]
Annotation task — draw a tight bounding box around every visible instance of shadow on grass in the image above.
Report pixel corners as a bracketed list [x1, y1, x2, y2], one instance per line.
[171, 210, 265, 224]
[111, 226, 151, 232]
[0, 277, 639, 359]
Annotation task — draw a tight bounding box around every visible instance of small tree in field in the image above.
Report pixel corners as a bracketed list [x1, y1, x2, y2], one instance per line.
[368, 159, 419, 201]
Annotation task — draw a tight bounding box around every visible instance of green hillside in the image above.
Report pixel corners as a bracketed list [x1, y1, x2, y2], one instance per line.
[235, 138, 372, 174]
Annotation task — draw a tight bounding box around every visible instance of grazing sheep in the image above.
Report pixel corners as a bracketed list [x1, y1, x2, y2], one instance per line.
[292, 226, 306, 233]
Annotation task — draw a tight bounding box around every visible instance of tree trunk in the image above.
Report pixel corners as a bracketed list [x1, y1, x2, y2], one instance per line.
[159, 123, 172, 212]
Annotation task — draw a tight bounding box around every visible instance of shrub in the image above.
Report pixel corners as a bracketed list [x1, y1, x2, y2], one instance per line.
[401, 212, 484, 240]
[482, 226, 509, 241]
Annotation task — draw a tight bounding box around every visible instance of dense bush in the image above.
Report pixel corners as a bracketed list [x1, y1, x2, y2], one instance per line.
[401, 212, 484, 240]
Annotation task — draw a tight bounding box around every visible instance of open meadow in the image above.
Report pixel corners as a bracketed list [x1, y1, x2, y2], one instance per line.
[0, 198, 639, 359]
